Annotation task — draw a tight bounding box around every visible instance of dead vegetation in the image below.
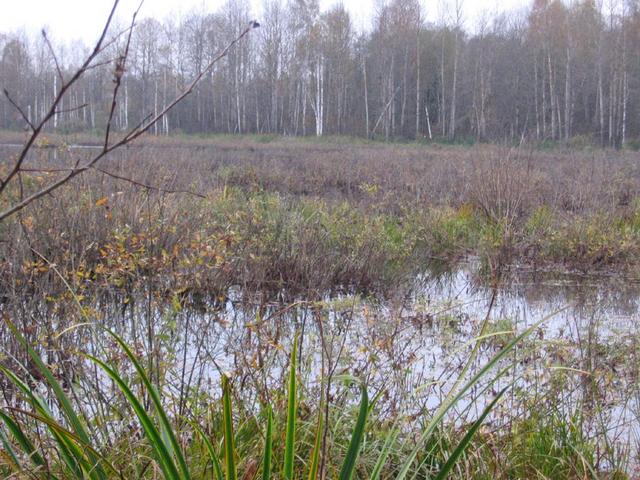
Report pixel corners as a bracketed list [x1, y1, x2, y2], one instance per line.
[2, 137, 640, 306]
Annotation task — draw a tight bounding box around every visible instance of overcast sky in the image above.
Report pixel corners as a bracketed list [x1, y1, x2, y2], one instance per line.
[1, 0, 530, 46]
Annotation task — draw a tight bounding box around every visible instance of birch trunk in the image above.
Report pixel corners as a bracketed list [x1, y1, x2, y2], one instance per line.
[53, 74, 58, 129]
[548, 53, 555, 140]
[449, 28, 459, 139]
[440, 32, 446, 137]
[315, 58, 324, 137]
[401, 46, 408, 131]
[363, 56, 370, 138]
[534, 60, 540, 139]
[598, 55, 604, 146]
[622, 70, 628, 146]
[564, 44, 571, 141]
[415, 32, 421, 138]
[425, 102, 432, 140]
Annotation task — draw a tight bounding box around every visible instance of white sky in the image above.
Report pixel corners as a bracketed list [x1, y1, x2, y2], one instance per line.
[1, 0, 530, 46]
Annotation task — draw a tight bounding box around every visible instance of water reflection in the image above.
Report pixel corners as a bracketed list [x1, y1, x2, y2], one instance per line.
[2, 263, 639, 469]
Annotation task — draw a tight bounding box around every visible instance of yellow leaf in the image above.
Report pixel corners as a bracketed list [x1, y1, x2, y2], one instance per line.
[21, 216, 35, 231]
[95, 197, 109, 207]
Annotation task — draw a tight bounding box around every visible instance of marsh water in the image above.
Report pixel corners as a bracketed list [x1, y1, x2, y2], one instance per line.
[5, 260, 637, 470]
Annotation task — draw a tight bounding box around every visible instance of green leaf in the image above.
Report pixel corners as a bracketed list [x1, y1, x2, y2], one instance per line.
[0, 364, 96, 479]
[10, 408, 120, 479]
[307, 407, 323, 480]
[395, 306, 567, 480]
[338, 385, 368, 480]
[284, 334, 298, 480]
[433, 388, 507, 480]
[192, 422, 224, 480]
[4, 319, 106, 479]
[87, 354, 181, 480]
[222, 375, 237, 480]
[369, 427, 399, 480]
[0, 423, 20, 470]
[101, 328, 191, 479]
[263, 406, 273, 480]
[0, 409, 46, 471]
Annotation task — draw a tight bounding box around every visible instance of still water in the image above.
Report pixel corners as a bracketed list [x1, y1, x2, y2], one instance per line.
[3, 262, 640, 470]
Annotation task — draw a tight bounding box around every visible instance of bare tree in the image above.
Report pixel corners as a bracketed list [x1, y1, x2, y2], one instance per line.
[449, 0, 463, 140]
[2, 0, 640, 145]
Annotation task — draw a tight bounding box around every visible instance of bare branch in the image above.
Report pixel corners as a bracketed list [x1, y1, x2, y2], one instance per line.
[91, 22, 138, 58]
[82, 56, 122, 74]
[94, 167, 207, 198]
[371, 85, 401, 137]
[0, 21, 256, 222]
[122, 23, 256, 145]
[42, 29, 64, 84]
[104, 0, 143, 151]
[0, 0, 122, 199]
[91, 0, 123, 57]
[18, 166, 207, 199]
[55, 103, 89, 115]
[19, 168, 80, 173]
[125, 113, 154, 138]
[3, 89, 35, 132]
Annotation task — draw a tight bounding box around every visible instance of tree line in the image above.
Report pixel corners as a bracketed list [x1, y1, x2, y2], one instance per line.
[1, 0, 639, 146]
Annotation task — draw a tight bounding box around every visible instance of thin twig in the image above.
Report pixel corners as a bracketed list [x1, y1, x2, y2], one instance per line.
[3, 89, 35, 132]
[121, 23, 256, 145]
[42, 29, 64, 84]
[0, 0, 121, 199]
[55, 103, 89, 115]
[81, 56, 122, 74]
[0, 21, 257, 222]
[104, 0, 143, 151]
[91, 22, 138, 60]
[18, 163, 210, 200]
[94, 167, 207, 198]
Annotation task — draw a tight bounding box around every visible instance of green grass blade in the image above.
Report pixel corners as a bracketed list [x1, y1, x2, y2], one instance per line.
[284, 335, 298, 480]
[0, 423, 21, 470]
[222, 375, 237, 480]
[0, 409, 46, 471]
[4, 319, 106, 479]
[87, 354, 181, 480]
[9, 409, 98, 479]
[406, 365, 513, 480]
[306, 407, 323, 480]
[11, 408, 122, 479]
[191, 422, 224, 480]
[0, 366, 88, 478]
[263, 406, 273, 480]
[369, 427, 399, 480]
[101, 327, 191, 480]
[1, 409, 100, 480]
[395, 306, 567, 480]
[433, 387, 507, 480]
[338, 385, 369, 480]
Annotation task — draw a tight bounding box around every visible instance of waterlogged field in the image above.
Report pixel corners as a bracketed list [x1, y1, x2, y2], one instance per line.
[1, 136, 640, 478]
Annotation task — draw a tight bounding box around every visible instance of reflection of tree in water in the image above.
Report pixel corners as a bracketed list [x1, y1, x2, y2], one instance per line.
[467, 265, 640, 318]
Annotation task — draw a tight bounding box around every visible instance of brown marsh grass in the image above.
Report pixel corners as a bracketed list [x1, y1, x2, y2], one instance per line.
[1, 136, 638, 478]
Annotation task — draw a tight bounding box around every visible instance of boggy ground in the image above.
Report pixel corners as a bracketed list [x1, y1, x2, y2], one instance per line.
[1, 135, 639, 478]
